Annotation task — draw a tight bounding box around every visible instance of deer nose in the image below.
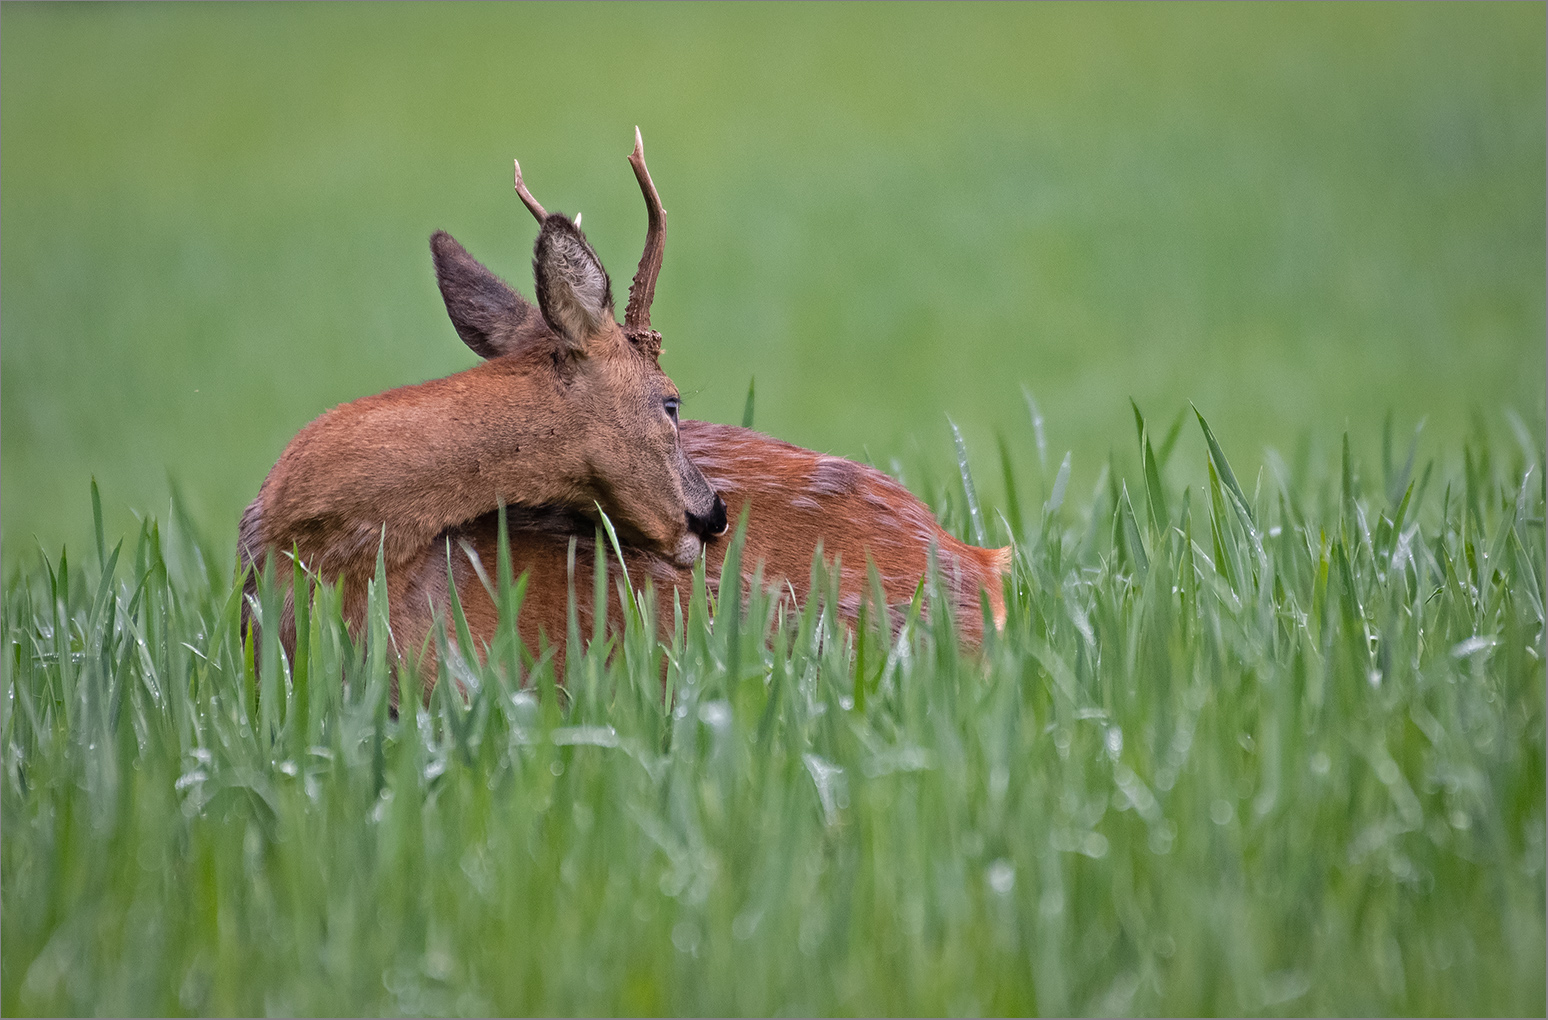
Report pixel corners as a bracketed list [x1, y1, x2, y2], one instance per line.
[687, 494, 728, 540]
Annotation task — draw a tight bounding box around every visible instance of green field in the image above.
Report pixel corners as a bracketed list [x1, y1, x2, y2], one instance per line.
[2, 412, 1544, 1014]
[1, 2, 1543, 564]
[2, 3, 1545, 1016]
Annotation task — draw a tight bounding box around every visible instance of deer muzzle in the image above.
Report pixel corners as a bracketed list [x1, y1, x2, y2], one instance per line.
[688, 494, 729, 541]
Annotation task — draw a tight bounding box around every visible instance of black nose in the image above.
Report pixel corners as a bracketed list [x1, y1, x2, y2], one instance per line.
[687, 494, 728, 540]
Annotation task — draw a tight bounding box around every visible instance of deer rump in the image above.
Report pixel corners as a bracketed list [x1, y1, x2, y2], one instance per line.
[388, 421, 1011, 693]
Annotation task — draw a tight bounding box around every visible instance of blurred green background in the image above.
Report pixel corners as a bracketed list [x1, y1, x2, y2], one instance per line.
[3, 2, 1543, 570]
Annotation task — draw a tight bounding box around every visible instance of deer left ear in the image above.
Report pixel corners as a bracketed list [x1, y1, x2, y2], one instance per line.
[533, 215, 616, 351]
[431, 230, 550, 360]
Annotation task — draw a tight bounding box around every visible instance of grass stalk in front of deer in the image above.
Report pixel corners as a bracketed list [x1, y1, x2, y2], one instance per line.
[1, 415, 1543, 1015]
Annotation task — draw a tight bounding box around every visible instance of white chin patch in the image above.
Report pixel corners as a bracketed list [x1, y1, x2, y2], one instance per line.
[671, 533, 704, 568]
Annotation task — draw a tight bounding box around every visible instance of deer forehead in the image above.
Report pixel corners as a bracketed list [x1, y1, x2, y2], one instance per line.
[580, 343, 674, 400]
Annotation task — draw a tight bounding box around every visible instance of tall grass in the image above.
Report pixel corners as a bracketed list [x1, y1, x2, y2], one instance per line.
[3, 415, 1544, 1015]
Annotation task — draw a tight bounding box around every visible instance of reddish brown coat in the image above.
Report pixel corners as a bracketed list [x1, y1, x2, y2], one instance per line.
[388, 421, 1011, 694]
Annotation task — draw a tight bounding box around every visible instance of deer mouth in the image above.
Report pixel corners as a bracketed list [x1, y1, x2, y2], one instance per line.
[670, 532, 705, 568]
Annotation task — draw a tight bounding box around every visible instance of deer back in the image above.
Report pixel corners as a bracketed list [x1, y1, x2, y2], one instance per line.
[390, 421, 1011, 697]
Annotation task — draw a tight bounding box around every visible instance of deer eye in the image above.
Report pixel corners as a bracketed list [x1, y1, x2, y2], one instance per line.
[663, 397, 680, 424]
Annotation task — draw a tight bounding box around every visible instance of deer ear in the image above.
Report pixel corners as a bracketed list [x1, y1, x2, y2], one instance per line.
[431, 231, 549, 360]
[533, 215, 616, 350]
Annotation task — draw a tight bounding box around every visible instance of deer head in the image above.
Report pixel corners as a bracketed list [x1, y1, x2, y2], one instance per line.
[427, 131, 726, 566]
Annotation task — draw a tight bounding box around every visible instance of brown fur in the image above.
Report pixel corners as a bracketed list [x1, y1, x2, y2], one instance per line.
[239, 216, 723, 655]
[239, 146, 1007, 702]
[388, 421, 1012, 699]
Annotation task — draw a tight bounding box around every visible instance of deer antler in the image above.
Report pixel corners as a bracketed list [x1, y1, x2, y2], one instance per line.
[624, 127, 665, 342]
[513, 158, 547, 222]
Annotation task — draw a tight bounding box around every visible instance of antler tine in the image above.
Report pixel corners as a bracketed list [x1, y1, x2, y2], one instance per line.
[513, 158, 548, 222]
[624, 126, 665, 334]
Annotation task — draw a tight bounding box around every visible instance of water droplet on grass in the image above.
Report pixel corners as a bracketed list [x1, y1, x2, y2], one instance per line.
[732, 909, 761, 940]
[671, 920, 700, 956]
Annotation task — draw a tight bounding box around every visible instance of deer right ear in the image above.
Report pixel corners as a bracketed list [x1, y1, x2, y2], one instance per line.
[431, 230, 548, 360]
[533, 215, 616, 351]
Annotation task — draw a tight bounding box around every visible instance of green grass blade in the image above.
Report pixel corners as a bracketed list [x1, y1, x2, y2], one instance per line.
[1119, 481, 1150, 578]
[1046, 451, 1071, 517]
[291, 549, 310, 751]
[594, 501, 637, 617]
[1194, 403, 1256, 533]
[996, 432, 1025, 543]
[1022, 383, 1047, 473]
[950, 418, 987, 547]
[1156, 405, 1188, 468]
[90, 477, 106, 571]
[1132, 399, 1169, 534]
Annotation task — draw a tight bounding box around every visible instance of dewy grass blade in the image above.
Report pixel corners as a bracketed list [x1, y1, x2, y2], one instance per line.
[1387, 479, 1416, 565]
[456, 537, 499, 605]
[257, 552, 285, 744]
[1143, 436, 1168, 535]
[493, 502, 534, 682]
[950, 418, 987, 547]
[742, 376, 756, 430]
[1118, 481, 1150, 578]
[594, 502, 637, 617]
[90, 477, 106, 571]
[997, 432, 1025, 542]
[1046, 451, 1072, 517]
[1193, 404, 1256, 533]
[1132, 399, 1169, 534]
[291, 549, 310, 751]
[1341, 432, 1360, 558]
[1206, 457, 1241, 597]
[1022, 383, 1047, 473]
[591, 522, 609, 652]
[89, 541, 123, 628]
[1156, 405, 1188, 469]
[443, 538, 481, 693]
[366, 528, 395, 711]
[1188, 405, 1263, 569]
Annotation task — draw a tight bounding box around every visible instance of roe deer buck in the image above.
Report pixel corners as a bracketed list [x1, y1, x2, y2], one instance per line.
[373, 145, 1011, 688]
[238, 131, 726, 652]
[389, 419, 1013, 691]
